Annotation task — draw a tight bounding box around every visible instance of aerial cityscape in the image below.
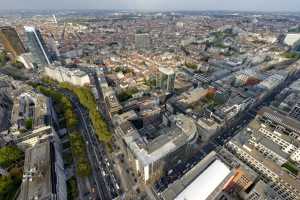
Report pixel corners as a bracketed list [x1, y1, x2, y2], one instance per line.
[1, 1, 300, 200]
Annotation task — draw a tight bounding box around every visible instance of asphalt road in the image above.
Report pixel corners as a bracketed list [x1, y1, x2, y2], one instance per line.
[67, 93, 113, 200]
[36, 81, 115, 200]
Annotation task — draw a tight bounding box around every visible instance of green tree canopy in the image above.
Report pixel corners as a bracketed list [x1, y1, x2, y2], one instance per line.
[0, 51, 8, 67]
[0, 146, 23, 168]
[59, 82, 112, 143]
[69, 132, 91, 177]
[36, 86, 78, 129]
[25, 118, 33, 130]
[0, 168, 22, 200]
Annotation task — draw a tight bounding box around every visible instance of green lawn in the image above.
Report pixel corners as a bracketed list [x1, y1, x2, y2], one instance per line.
[282, 162, 298, 175]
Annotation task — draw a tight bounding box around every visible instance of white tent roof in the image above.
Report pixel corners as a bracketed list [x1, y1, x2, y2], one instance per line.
[175, 159, 231, 200]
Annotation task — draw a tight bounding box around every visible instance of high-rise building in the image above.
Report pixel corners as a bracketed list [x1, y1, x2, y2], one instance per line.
[135, 33, 151, 49]
[157, 67, 176, 92]
[117, 113, 198, 183]
[24, 26, 52, 66]
[0, 26, 26, 60]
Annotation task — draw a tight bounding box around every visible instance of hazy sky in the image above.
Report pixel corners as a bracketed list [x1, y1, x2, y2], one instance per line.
[1, 0, 300, 12]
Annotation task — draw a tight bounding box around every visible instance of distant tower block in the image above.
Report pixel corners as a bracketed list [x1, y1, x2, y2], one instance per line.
[135, 33, 151, 50]
[157, 67, 176, 93]
[24, 26, 52, 66]
[0, 26, 26, 60]
[52, 14, 58, 24]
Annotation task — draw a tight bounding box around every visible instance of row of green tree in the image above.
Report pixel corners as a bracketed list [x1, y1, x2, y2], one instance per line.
[69, 132, 91, 177]
[0, 167, 22, 200]
[36, 86, 79, 129]
[36, 86, 91, 177]
[0, 146, 23, 200]
[59, 82, 112, 143]
[66, 177, 78, 200]
[0, 146, 23, 168]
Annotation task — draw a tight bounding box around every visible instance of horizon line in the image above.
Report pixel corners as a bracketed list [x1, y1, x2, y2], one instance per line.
[0, 8, 300, 14]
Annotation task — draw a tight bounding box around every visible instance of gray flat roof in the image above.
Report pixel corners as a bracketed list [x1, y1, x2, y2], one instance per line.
[123, 114, 197, 166]
[230, 132, 300, 193]
[255, 134, 289, 159]
[258, 107, 300, 134]
[18, 140, 53, 200]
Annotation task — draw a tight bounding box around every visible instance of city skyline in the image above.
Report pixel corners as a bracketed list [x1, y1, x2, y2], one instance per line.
[1, 5, 300, 200]
[1, 0, 300, 12]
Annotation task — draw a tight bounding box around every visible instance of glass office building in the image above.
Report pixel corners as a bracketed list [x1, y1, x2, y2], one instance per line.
[157, 67, 176, 92]
[24, 26, 52, 66]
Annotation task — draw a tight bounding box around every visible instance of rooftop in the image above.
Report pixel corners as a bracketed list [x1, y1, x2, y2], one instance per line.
[242, 180, 280, 200]
[175, 159, 231, 200]
[18, 140, 54, 200]
[178, 87, 207, 105]
[251, 133, 290, 159]
[257, 106, 300, 135]
[123, 114, 197, 166]
[24, 26, 36, 32]
[159, 67, 175, 76]
[230, 131, 300, 193]
[11, 91, 49, 130]
[284, 33, 300, 46]
[162, 151, 232, 200]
